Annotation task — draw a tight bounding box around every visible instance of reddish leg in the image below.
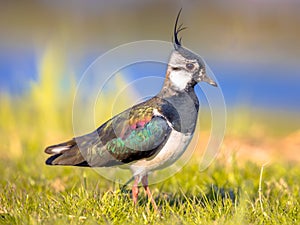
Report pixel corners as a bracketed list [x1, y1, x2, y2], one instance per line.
[141, 175, 158, 211]
[132, 176, 140, 206]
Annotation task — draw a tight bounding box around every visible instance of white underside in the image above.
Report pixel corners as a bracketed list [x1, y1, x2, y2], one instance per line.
[129, 130, 192, 176]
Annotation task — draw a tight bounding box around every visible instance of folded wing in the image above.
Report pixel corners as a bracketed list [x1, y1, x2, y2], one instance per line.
[45, 107, 172, 167]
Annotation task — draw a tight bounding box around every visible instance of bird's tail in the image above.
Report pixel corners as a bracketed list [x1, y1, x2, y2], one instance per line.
[45, 139, 89, 166]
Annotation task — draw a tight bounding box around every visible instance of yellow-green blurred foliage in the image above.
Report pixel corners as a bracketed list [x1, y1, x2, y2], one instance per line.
[0, 44, 134, 162]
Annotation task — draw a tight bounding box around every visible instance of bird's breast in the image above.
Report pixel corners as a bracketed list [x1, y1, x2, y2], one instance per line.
[130, 130, 192, 176]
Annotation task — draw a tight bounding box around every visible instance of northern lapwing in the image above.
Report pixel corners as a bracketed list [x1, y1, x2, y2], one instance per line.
[45, 9, 218, 210]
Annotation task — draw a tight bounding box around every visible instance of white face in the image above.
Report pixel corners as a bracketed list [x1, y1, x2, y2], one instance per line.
[169, 70, 192, 91]
[168, 51, 201, 91]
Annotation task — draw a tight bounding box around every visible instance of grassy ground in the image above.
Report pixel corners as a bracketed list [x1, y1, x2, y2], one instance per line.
[1, 154, 299, 224]
[0, 47, 299, 224]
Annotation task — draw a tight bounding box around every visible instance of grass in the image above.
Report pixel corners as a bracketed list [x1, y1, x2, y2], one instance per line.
[0, 46, 299, 224]
[1, 155, 299, 224]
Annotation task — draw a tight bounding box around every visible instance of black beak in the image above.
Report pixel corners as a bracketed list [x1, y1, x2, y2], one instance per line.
[203, 74, 218, 87]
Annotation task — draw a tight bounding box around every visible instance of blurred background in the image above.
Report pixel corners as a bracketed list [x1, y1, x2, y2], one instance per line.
[0, 0, 299, 164]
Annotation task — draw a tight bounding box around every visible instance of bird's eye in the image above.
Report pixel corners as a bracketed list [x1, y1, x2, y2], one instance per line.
[186, 63, 194, 70]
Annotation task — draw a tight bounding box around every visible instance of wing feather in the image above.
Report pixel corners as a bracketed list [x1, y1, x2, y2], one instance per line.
[83, 114, 171, 166]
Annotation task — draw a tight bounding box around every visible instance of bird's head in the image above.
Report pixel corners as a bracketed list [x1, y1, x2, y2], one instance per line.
[167, 9, 217, 91]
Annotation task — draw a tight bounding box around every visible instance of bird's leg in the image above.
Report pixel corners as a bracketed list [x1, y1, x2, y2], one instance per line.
[132, 175, 139, 206]
[141, 175, 158, 211]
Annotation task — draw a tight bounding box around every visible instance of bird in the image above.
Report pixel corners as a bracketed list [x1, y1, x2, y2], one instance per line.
[44, 9, 217, 210]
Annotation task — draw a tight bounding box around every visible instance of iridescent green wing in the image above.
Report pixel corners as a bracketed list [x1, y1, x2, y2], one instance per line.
[105, 115, 171, 163]
[78, 106, 172, 167]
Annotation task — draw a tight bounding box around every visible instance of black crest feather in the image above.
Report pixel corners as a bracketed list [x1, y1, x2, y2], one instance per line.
[173, 8, 186, 49]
